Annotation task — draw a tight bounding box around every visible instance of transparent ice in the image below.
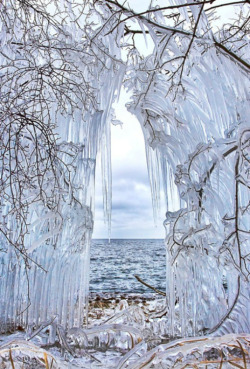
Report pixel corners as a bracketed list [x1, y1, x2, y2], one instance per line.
[0, 0, 125, 330]
[0, 0, 249, 367]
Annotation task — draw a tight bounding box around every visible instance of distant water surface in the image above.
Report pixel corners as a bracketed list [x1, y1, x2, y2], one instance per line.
[90, 239, 166, 293]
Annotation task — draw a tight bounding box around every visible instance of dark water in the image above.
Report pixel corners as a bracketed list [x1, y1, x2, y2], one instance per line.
[90, 239, 166, 293]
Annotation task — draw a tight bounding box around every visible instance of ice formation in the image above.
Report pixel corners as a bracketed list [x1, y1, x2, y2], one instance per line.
[124, 0, 250, 336]
[0, 0, 249, 364]
[1, 303, 250, 368]
[0, 1, 125, 330]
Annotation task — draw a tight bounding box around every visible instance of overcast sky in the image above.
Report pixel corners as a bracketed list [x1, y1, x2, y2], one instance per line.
[92, 89, 166, 239]
[92, 0, 234, 239]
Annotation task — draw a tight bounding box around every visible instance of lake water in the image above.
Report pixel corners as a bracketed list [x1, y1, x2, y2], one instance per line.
[90, 239, 166, 293]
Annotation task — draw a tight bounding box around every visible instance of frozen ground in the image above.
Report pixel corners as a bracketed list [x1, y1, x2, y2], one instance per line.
[0, 294, 166, 368]
[1, 294, 250, 368]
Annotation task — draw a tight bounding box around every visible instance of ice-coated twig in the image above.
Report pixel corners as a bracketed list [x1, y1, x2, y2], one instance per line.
[56, 325, 75, 357]
[67, 328, 101, 363]
[117, 340, 147, 369]
[27, 316, 57, 341]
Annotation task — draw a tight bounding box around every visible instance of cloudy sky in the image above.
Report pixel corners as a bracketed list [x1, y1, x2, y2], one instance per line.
[92, 89, 166, 239]
[92, 0, 233, 239]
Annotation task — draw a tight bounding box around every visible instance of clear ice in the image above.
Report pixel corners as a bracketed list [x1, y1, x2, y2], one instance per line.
[126, 0, 250, 337]
[0, 0, 250, 367]
[0, 0, 125, 330]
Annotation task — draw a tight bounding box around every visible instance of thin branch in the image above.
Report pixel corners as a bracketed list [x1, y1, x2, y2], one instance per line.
[208, 275, 241, 334]
[104, 0, 193, 37]
[134, 275, 166, 296]
[207, 0, 249, 11]
[214, 39, 250, 71]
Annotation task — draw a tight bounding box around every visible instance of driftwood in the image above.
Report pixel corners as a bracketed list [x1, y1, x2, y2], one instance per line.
[134, 275, 166, 296]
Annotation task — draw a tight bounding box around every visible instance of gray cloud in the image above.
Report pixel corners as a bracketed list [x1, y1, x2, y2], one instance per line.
[93, 99, 166, 239]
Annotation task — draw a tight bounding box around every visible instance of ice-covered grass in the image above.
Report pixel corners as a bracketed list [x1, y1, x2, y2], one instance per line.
[1, 295, 250, 368]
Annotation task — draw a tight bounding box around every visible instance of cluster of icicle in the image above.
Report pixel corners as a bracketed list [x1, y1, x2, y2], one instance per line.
[125, 0, 250, 336]
[0, 0, 125, 331]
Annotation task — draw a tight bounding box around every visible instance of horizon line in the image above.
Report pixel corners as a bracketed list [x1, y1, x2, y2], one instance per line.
[92, 238, 164, 240]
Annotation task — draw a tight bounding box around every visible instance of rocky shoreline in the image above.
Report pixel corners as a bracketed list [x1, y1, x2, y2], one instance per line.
[87, 292, 166, 325]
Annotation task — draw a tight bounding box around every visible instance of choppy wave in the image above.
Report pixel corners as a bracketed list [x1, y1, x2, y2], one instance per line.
[90, 239, 165, 293]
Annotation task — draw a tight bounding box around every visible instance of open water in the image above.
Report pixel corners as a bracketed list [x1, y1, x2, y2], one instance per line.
[90, 239, 166, 293]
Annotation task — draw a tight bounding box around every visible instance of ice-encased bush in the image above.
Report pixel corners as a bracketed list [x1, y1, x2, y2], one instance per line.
[0, 0, 125, 331]
[125, 1, 250, 336]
